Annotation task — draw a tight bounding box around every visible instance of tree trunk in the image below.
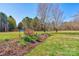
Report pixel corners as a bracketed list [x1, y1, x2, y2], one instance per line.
[56, 29, 58, 32]
[19, 29, 21, 39]
[54, 27, 58, 32]
[43, 24, 46, 32]
[1, 20, 3, 32]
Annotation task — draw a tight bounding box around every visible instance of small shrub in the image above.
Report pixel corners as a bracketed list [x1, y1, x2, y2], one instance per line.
[24, 29, 35, 35]
[23, 35, 33, 42]
[38, 34, 48, 42]
[31, 35, 38, 40]
[5, 39, 10, 41]
[23, 35, 38, 42]
[23, 28, 39, 43]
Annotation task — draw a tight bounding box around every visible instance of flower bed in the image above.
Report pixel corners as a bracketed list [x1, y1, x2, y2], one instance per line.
[0, 39, 39, 56]
[0, 29, 50, 56]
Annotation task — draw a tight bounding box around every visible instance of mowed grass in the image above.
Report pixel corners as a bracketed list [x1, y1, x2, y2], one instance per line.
[0, 32, 24, 41]
[0, 31, 46, 41]
[0, 31, 79, 56]
[26, 31, 79, 56]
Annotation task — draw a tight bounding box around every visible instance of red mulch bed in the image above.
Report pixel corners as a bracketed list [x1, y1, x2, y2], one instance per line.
[0, 34, 49, 56]
[0, 39, 40, 56]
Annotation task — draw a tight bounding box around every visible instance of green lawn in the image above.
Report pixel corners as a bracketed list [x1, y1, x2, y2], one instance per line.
[0, 31, 46, 41]
[0, 32, 23, 41]
[0, 31, 79, 56]
[26, 31, 79, 56]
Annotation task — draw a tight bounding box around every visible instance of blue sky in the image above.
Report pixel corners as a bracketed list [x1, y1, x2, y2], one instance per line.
[0, 3, 79, 25]
[0, 3, 38, 25]
[60, 3, 79, 21]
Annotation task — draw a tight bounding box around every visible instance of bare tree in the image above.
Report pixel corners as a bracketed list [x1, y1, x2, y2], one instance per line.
[37, 3, 64, 32]
[37, 3, 49, 32]
[50, 4, 64, 32]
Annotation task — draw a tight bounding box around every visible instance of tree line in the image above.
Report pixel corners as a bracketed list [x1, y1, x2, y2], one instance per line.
[0, 3, 79, 32]
[0, 12, 16, 32]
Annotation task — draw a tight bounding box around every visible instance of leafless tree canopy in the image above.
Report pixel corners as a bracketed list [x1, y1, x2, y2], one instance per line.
[38, 3, 48, 23]
[37, 3, 64, 32]
[50, 4, 64, 32]
[37, 3, 49, 32]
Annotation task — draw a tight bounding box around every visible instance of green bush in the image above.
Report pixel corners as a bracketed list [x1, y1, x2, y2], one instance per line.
[5, 39, 10, 41]
[23, 35, 38, 42]
[31, 35, 38, 40]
